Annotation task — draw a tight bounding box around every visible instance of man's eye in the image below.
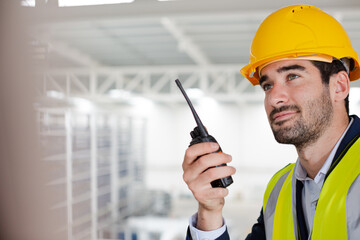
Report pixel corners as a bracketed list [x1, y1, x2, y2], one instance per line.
[288, 74, 299, 81]
[262, 84, 272, 91]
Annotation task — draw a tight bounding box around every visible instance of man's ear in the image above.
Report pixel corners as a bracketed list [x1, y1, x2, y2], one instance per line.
[331, 70, 350, 102]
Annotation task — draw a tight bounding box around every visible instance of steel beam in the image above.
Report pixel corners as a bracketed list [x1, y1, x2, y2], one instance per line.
[39, 65, 264, 103]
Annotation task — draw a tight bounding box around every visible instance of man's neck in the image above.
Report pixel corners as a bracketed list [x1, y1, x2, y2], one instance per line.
[296, 117, 349, 179]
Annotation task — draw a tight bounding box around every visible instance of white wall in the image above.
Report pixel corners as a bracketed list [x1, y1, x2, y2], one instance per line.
[142, 92, 360, 224]
[145, 100, 298, 202]
[144, 86, 360, 202]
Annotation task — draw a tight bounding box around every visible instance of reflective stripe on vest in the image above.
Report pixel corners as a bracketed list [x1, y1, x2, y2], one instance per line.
[263, 137, 360, 240]
[262, 163, 295, 213]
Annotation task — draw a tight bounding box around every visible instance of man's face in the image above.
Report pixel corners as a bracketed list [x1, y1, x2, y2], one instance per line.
[259, 60, 334, 148]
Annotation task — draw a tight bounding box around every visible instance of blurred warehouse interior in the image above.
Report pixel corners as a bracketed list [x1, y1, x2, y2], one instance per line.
[1, 0, 360, 240]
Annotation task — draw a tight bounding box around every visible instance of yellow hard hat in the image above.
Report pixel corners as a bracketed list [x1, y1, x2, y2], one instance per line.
[240, 5, 360, 85]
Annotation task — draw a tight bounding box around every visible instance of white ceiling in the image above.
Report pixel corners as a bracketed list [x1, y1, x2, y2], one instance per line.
[29, 0, 360, 67]
[27, 0, 360, 100]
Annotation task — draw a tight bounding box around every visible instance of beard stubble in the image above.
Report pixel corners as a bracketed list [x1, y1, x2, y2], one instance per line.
[270, 86, 333, 149]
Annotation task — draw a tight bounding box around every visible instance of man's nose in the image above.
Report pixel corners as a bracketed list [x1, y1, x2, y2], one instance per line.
[268, 82, 288, 107]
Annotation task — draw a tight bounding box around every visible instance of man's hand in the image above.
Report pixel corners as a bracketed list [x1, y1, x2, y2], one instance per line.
[182, 142, 236, 231]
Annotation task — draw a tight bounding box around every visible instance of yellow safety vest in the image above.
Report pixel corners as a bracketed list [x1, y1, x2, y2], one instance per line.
[262, 137, 360, 239]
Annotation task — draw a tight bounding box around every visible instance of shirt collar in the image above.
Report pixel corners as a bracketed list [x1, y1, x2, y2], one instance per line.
[295, 117, 354, 184]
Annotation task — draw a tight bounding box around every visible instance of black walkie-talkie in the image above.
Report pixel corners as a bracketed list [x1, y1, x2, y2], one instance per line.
[175, 79, 233, 188]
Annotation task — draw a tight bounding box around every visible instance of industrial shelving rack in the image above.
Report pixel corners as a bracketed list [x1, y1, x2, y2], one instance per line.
[37, 108, 147, 240]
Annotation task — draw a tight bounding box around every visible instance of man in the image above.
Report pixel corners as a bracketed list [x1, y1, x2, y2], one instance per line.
[182, 5, 360, 240]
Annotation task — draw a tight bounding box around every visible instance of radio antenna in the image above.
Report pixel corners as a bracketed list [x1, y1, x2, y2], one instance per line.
[175, 79, 208, 137]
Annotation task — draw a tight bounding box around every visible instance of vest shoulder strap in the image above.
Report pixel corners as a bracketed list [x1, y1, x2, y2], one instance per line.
[270, 135, 360, 240]
[312, 135, 360, 239]
[262, 163, 295, 212]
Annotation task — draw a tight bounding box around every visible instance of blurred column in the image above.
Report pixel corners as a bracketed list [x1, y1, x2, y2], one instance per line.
[0, 2, 65, 240]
